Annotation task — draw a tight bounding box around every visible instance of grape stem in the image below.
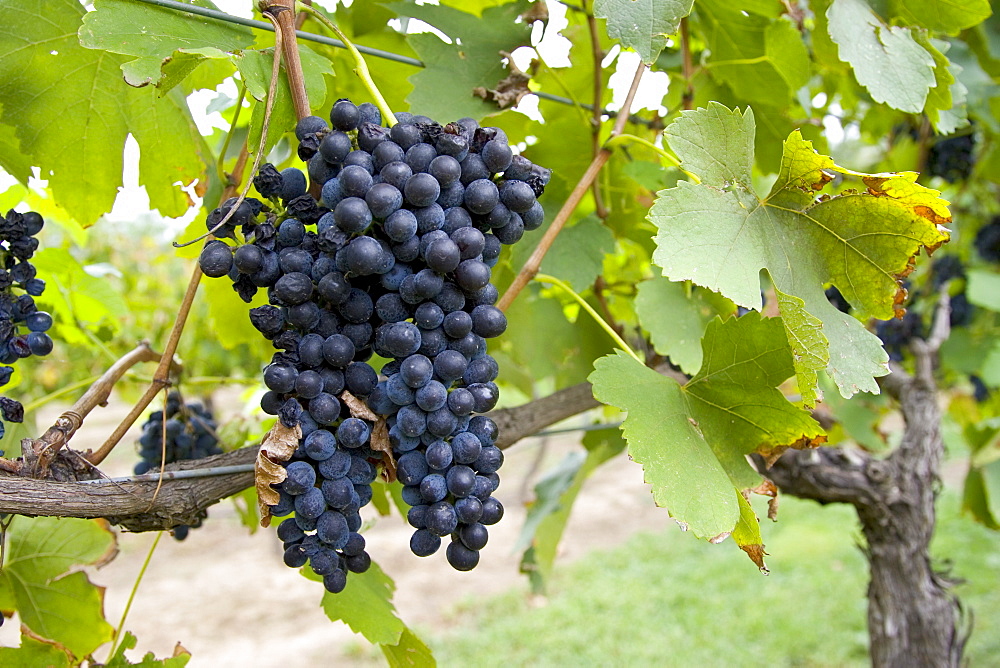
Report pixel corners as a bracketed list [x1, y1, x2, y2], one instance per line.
[534, 273, 643, 364]
[266, 0, 311, 121]
[295, 1, 398, 127]
[497, 61, 647, 313]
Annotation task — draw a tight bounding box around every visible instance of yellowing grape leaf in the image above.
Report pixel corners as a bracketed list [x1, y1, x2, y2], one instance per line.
[589, 313, 824, 542]
[649, 103, 950, 401]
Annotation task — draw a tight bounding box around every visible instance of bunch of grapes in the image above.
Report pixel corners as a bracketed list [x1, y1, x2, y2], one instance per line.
[135, 391, 223, 540]
[198, 98, 549, 591]
[927, 133, 975, 183]
[975, 216, 1000, 264]
[0, 209, 52, 440]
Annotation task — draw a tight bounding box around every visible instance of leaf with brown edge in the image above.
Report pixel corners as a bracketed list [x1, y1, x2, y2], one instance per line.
[256, 421, 301, 527]
[590, 313, 825, 543]
[747, 479, 779, 521]
[650, 104, 951, 401]
[733, 491, 768, 572]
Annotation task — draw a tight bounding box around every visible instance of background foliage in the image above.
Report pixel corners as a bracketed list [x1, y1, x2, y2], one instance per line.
[0, 0, 998, 664]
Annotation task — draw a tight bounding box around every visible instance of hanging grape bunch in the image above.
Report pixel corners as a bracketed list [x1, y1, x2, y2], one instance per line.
[198, 98, 549, 592]
[0, 208, 53, 440]
[135, 391, 223, 540]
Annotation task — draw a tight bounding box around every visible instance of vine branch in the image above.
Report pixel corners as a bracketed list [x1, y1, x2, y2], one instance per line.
[497, 61, 647, 312]
[0, 362, 688, 529]
[266, 0, 310, 121]
[15, 342, 163, 475]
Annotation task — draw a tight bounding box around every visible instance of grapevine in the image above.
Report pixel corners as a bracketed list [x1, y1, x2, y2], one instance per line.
[0, 208, 52, 444]
[134, 391, 223, 540]
[198, 98, 549, 589]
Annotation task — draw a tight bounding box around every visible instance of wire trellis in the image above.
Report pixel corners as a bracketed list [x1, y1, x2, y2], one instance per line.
[131, 0, 656, 126]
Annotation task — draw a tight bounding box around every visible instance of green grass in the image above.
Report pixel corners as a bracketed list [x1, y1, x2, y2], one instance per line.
[425, 494, 1000, 667]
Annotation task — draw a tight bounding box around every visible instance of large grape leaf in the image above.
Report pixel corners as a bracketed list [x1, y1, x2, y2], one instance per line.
[916, 35, 969, 134]
[589, 313, 824, 541]
[593, 0, 694, 64]
[0, 517, 117, 659]
[695, 0, 810, 105]
[386, 2, 532, 120]
[313, 561, 405, 645]
[889, 0, 992, 35]
[0, 0, 208, 224]
[635, 278, 734, 375]
[78, 0, 253, 89]
[827, 0, 937, 113]
[648, 104, 950, 400]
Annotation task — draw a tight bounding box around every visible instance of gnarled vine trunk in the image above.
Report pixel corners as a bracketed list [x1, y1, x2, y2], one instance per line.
[760, 339, 966, 666]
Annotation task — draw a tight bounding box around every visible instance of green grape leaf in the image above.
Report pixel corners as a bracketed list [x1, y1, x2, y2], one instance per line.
[916, 35, 969, 135]
[0, 0, 208, 225]
[589, 313, 825, 540]
[129, 88, 212, 217]
[0, 634, 72, 668]
[381, 628, 436, 667]
[827, 0, 936, 113]
[963, 461, 1000, 529]
[773, 288, 828, 407]
[0, 517, 117, 658]
[539, 216, 616, 293]
[106, 632, 191, 667]
[79, 0, 253, 89]
[593, 0, 694, 63]
[649, 104, 951, 400]
[889, 0, 992, 34]
[314, 561, 405, 645]
[967, 269, 1000, 311]
[636, 278, 734, 375]
[0, 120, 32, 183]
[387, 2, 532, 120]
[696, 0, 810, 104]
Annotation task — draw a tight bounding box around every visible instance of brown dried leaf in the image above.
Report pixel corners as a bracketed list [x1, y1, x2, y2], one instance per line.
[740, 543, 769, 572]
[256, 420, 301, 527]
[747, 479, 779, 521]
[341, 389, 378, 422]
[756, 433, 827, 467]
[473, 51, 532, 110]
[370, 418, 396, 483]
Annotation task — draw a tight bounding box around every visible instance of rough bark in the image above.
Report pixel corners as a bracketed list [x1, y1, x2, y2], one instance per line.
[0, 375, 616, 530]
[759, 331, 966, 666]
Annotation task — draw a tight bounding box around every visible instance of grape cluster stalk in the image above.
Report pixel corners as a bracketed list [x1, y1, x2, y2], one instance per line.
[198, 99, 549, 592]
[135, 391, 223, 540]
[0, 209, 53, 443]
